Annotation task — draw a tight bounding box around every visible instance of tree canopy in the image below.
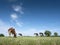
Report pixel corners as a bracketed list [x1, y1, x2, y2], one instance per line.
[44, 30, 51, 37]
[0, 34, 5, 37]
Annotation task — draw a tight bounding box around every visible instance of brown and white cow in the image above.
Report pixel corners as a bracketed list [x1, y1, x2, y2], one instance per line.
[8, 27, 16, 38]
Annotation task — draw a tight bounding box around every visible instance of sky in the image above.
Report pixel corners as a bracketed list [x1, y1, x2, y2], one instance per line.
[0, 0, 60, 36]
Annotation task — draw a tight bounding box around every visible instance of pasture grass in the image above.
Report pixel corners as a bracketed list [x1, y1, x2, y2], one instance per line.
[0, 37, 60, 45]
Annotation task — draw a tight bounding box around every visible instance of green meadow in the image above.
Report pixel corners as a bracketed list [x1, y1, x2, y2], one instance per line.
[0, 37, 60, 45]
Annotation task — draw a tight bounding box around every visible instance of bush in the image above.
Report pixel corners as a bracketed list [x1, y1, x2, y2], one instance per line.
[0, 34, 5, 37]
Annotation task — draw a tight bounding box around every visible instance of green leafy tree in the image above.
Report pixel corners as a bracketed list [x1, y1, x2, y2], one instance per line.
[34, 33, 38, 36]
[54, 32, 58, 37]
[0, 34, 5, 37]
[39, 32, 44, 37]
[44, 30, 51, 37]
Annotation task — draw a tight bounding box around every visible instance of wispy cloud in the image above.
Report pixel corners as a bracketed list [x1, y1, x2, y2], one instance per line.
[12, 5, 24, 14]
[10, 13, 23, 27]
[16, 20, 23, 27]
[10, 2, 24, 27]
[11, 13, 18, 20]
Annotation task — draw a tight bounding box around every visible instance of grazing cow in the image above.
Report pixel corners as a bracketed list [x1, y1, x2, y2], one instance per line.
[8, 27, 16, 38]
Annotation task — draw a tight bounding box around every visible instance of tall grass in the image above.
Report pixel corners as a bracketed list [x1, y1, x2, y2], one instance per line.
[0, 37, 60, 45]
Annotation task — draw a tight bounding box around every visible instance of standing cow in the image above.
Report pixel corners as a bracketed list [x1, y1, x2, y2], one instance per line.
[8, 27, 17, 38]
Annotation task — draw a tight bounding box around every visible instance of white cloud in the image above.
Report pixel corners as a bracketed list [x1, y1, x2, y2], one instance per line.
[10, 13, 23, 27]
[10, 2, 24, 27]
[15, 20, 23, 27]
[11, 13, 18, 20]
[16, 21, 23, 27]
[12, 5, 24, 14]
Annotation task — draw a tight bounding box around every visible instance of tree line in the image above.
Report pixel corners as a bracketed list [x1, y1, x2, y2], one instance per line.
[34, 30, 59, 37]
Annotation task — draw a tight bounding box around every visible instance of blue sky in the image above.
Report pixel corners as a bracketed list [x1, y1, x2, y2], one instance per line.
[0, 0, 60, 36]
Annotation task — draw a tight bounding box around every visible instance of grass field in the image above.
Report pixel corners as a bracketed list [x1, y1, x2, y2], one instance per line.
[0, 37, 60, 45]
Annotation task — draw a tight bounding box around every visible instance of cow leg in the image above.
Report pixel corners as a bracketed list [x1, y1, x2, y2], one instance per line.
[8, 31, 11, 37]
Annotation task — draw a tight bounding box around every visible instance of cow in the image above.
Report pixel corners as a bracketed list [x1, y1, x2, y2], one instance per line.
[8, 27, 17, 38]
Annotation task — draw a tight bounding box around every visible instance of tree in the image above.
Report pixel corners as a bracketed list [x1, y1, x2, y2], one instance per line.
[54, 32, 58, 37]
[44, 30, 51, 37]
[39, 32, 44, 37]
[18, 33, 22, 36]
[0, 34, 5, 37]
[34, 33, 38, 36]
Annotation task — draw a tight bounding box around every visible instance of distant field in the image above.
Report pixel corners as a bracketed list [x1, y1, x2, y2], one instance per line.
[0, 37, 60, 45]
